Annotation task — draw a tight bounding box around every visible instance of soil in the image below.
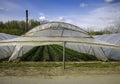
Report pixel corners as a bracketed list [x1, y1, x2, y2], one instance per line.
[0, 75, 120, 84]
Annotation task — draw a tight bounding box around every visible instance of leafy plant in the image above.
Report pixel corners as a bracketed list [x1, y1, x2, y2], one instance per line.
[19, 45, 97, 62]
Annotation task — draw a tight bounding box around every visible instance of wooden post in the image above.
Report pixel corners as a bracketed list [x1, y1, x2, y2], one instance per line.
[63, 41, 66, 69]
[25, 10, 28, 32]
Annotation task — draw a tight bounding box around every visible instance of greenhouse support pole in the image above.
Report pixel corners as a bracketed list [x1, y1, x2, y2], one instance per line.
[63, 41, 66, 69]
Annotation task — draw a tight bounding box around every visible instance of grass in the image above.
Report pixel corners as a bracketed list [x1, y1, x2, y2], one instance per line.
[0, 61, 120, 68]
[0, 62, 62, 68]
[0, 62, 120, 76]
[67, 62, 120, 68]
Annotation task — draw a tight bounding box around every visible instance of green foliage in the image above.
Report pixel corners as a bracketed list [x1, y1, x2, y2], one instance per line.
[47, 46, 55, 61]
[0, 62, 62, 68]
[89, 31, 104, 35]
[43, 46, 50, 61]
[88, 30, 112, 35]
[29, 20, 40, 29]
[48, 45, 60, 61]
[53, 44, 97, 61]
[20, 45, 97, 62]
[67, 62, 120, 68]
[20, 46, 39, 61]
[0, 57, 9, 62]
[52, 45, 63, 61]
[0, 62, 120, 68]
[0, 20, 40, 35]
[31, 46, 44, 61]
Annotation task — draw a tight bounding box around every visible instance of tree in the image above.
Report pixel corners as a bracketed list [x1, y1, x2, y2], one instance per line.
[29, 19, 40, 29]
[0, 20, 41, 35]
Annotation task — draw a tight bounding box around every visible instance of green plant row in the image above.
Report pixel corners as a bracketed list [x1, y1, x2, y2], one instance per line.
[20, 46, 40, 61]
[19, 45, 97, 62]
[31, 46, 44, 61]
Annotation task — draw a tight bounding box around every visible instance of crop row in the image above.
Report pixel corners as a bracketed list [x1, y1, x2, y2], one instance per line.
[19, 45, 97, 61]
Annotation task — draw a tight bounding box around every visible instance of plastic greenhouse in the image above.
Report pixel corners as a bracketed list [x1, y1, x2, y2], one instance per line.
[0, 22, 120, 61]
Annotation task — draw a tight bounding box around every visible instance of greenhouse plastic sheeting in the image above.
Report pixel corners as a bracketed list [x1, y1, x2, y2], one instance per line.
[0, 33, 33, 59]
[0, 22, 120, 61]
[0, 33, 18, 59]
[94, 33, 120, 60]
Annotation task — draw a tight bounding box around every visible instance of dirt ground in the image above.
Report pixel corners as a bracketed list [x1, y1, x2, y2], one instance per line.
[0, 67, 120, 84]
[0, 75, 120, 84]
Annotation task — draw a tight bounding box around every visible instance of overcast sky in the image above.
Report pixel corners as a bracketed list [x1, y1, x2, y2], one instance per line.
[0, 0, 120, 31]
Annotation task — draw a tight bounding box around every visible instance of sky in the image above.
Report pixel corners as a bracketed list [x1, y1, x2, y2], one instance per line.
[0, 0, 120, 31]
